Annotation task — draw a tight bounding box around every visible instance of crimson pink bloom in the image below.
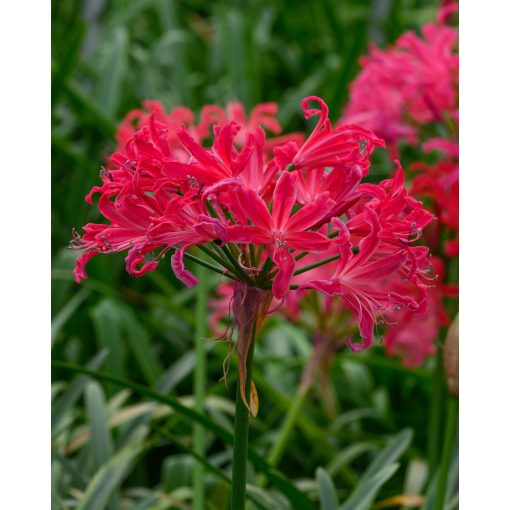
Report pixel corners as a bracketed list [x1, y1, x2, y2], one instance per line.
[303, 207, 428, 352]
[341, 13, 458, 153]
[227, 171, 334, 300]
[276, 96, 384, 175]
[71, 95, 433, 361]
[115, 99, 304, 158]
[384, 257, 458, 366]
[411, 138, 459, 257]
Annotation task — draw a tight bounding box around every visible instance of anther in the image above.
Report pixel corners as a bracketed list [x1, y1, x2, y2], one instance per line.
[100, 236, 112, 250]
[351, 245, 360, 254]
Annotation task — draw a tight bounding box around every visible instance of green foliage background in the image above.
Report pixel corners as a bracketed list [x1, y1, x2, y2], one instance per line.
[52, 1, 457, 509]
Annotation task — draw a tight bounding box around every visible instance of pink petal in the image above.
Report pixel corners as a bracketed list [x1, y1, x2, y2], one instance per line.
[171, 247, 199, 287]
[285, 193, 335, 232]
[73, 250, 99, 283]
[272, 171, 297, 230]
[125, 246, 159, 278]
[228, 225, 272, 245]
[234, 186, 273, 231]
[286, 231, 331, 252]
[349, 250, 406, 280]
[272, 248, 296, 300]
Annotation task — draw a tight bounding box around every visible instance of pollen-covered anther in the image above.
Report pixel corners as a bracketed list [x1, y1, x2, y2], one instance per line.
[125, 160, 136, 170]
[187, 175, 199, 188]
[99, 235, 113, 251]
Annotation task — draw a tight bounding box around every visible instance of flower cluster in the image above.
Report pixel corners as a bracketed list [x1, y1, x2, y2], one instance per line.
[71, 96, 433, 362]
[341, 9, 458, 155]
[339, 6, 458, 366]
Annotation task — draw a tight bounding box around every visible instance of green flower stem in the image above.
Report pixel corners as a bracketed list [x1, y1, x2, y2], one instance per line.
[257, 255, 274, 282]
[198, 244, 234, 270]
[293, 254, 341, 276]
[230, 324, 257, 510]
[183, 252, 236, 280]
[434, 396, 458, 510]
[192, 264, 208, 510]
[267, 383, 309, 467]
[222, 243, 256, 285]
[265, 254, 341, 282]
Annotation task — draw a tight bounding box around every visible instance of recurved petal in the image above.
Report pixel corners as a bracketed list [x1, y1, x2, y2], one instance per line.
[73, 250, 99, 283]
[125, 245, 159, 278]
[171, 246, 199, 288]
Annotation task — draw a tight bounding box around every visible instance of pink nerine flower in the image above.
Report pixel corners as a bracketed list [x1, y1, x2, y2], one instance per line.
[411, 138, 459, 257]
[384, 257, 458, 366]
[71, 95, 433, 355]
[114, 99, 304, 159]
[341, 14, 458, 152]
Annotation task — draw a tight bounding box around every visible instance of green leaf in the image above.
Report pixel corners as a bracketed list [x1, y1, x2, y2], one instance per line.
[156, 348, 207, 394]
[339, 464, 400, 510]
[52, 350, 108, 433]
[85, 381, 114, 468]
[361, 428, 413, 483]
[421, 447, 459, 510]
[51, 288, 91, 346]
[162, 454, 194, 492]
[52, 360, 317, 510]
[317, 467, 339, 510]
[77, 426, 148, 510]
[115, 304, 164, 386]
[91, 299, 128, 380]
[339, 429, 413, 510]
[96, 27, 129, 117]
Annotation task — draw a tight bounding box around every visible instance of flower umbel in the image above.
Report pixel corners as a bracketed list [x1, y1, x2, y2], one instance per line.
[71, 96, 433, 396]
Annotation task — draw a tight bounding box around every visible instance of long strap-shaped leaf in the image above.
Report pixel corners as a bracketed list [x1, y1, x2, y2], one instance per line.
[52, 360, 316, 510]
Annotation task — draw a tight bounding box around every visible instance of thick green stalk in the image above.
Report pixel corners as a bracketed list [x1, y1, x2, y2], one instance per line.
[230, 325, 256, 510]
[434, 397, 458, 510]
[192, 265, 208, 510]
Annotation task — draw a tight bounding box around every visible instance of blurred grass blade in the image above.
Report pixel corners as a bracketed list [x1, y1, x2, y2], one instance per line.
[52, 360, 317, 510]
[63, 80, 117, 137]
[421, 447, 458, 510]
[156, 347, 211, 394]
[91, 299, 128, 381]
[158, 428, 273, 510]
[192, 265, 208, 510]
[85, 381, 114, 467]
[340, 464, 400, 510]
[339, 429, 413, 510]
[316, 467, 339, 510]
[77, 426, 148, 510]
[326, 442, 378, 477]
[52, 350, 108, 433]
[96, 27, 128, 117]
[361, 429, 413, 483]
[51, 288, 91, 346]
[116, 304, 164, 386]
